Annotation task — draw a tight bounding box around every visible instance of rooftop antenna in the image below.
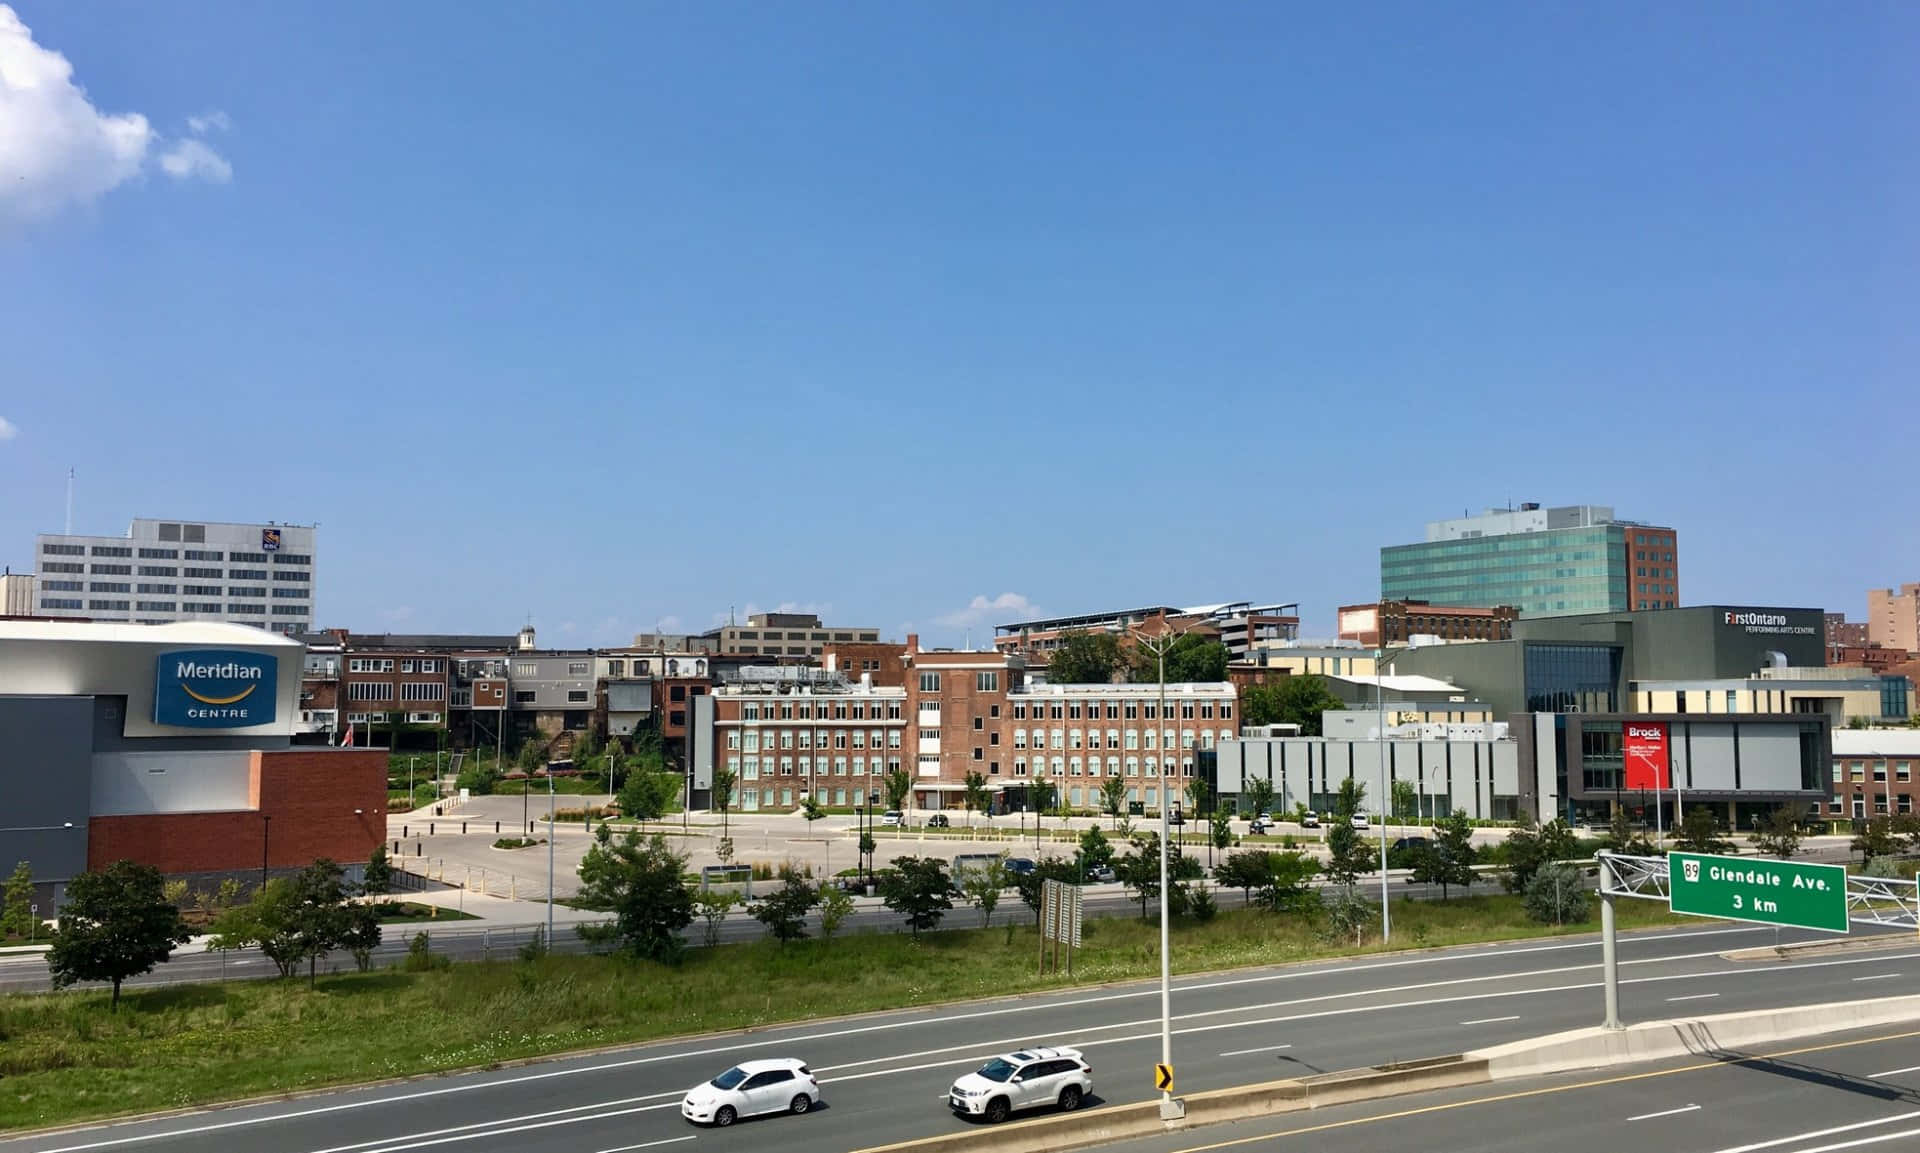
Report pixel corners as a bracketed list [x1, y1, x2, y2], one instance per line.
[65, 468, 74, 536]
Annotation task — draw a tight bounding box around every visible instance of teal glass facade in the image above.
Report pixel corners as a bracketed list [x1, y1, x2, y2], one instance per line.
[1381, 525, 1631, 616]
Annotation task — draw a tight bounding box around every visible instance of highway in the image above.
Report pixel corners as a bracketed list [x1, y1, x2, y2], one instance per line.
[6, 920, 1918, 1153]
[1097, 1025, 1920, 1153]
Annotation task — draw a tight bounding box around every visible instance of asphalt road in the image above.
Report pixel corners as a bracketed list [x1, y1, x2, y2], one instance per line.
[6, 920, 1918, 1153]
[1094, 1024, 1920, 1153]
[0, 877, 1490, 994]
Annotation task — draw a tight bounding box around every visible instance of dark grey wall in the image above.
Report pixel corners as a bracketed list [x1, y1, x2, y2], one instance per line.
[91, 696, 291, 753]
[1397, 641, 1528, 717]
[0, 696, 96, 885]
[1513, 607, 1827, 681]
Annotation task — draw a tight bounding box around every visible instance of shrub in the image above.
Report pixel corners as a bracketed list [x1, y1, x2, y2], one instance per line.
[402, 931, 450, 972]
[1524, 862, 1592, 925]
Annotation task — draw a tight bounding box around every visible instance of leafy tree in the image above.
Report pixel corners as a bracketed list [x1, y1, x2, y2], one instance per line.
[1390, 779, 1418, 821]
[619, 770, 678, 826]
[1675, 807, 1733, 855]
[962, 771, 989, 826]
[857, 830, 877, 877]
[1501, 818, 1579, 893]
[884, 767, 912, 813]
[1118, 832, 1163, 920]
[715, 836, 735, 865]
[752, 875, 819, 944]
[1323, 816, 1374, 890]
[517, 737, 547, 773]
[1047, 631, 1124, 685]
[1078, 825, 1115, 872]
[362, 845, 393, 896]
[1100, 776, 1128, 826]
[710, 765, 737, 835]
[960, 859, 1007, 927]
[1334, 777, 1367, 820]
[1318, 887, 1377, 945]
[1241, 676, 1347, 735]
[818, 883, 854, 940]
[454, 761, 498, 796]
[1419, 809, 1478, 899]
[1604, 807, 1656, 857]
[693, 890, 739, 948]
[1210, 810, 1234, 852]
[1524, 861, 1592, 924]
[1749, 807, 1805, 860]
[574, 831, 695, 964]
[1214, 849, 1274, 904]
[1015, 857, 1079, 925]
[879, 856, 952, 936]
[1029, 775, 1059, 818]
[1186, 777, 1212, 818]
[2, 860, 33, 939]
[341, 901, 383, 972]
[1853, 816, 1901, 865]
[800, 797, 826, 825]
[208, 859, 354, 988]
[1264, 850, 1321, 911]
[1244, 777, 1276, 819]
[1131, 633, 1229, 684]
[45, 860, 191, 1008]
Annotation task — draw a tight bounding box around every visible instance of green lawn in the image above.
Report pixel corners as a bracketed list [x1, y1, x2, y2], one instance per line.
[374, 902, 478, 925]
[0, 895, 1684, 1133]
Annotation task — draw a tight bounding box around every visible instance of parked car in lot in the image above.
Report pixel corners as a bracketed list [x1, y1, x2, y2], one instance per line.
[881, 810, 904, 826]
[1388, 836, 1431, 869]
[1085, 864, 1117, 883]
[949, 1046, 1092, 1124]
[927, 813, 951, 829]
[1299, 811, 1320, 829]
[1003, 857, 1037, 876]
[1247, 815, 1273, 834]
[1351, 812, 1371, 831]
[682, 1058, 821, 1127]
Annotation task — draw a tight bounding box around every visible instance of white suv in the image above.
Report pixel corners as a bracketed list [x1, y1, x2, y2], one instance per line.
[948, 1046, 1092, 1124]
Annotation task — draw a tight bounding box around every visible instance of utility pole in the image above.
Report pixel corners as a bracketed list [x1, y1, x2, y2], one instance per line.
[1376, 647, 1392, 944]
[547, 772, 556, 945]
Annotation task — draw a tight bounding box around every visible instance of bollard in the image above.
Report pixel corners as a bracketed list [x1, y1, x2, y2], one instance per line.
[495, 821, 500, 834]
[403, 825, 409, 839]
[416, 841, 423, 857]
[392, 840, 400, 854]
[462, 821, 468, 835]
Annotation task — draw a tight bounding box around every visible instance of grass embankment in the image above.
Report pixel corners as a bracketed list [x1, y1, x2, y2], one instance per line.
[0, 895, 1684, 1133]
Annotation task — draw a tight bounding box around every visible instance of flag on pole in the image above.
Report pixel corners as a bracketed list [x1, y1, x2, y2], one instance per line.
[342, 722, 355, 748]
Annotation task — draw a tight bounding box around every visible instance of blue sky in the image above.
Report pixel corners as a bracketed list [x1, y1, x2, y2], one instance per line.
[1, 2, 1913, 646]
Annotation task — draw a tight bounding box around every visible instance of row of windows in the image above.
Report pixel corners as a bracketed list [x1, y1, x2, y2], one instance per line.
[41, 543, 84, 556]
[137, 547, 177, 559]
[229, 568, 268, 580]
[272, 587, 309, 598]
[1637, 583, 1677, 596]
[41, 561, 82, 573]
[273, 569, 310, 581]
[348, 681, 394, 701]
[273, 553, 312, 565]
[40, 597, 81, 609]
[90, 545, 132, 557]
[1011, 727, 1232, 751]
[729, 729, 906, 751]
[90, 581, 130, 593]
[230, 551, 268, 563]
[509, 689, 593, 704]
[730, 629, 873, 642]
[184, 549, 223, 561]
[400, 682, 446, 702]
[1010, 756, 1198, 779]
[271, 606, 306, 616]
[229, 604, 266, 615]
[738, 700, 906, 721]
[727, 754, 905, 780]
[1011, 699, 1232, 721]
[1835, 760, 1915, 782]
[90, 563, 131, 575]
[41, 580, 81, 591]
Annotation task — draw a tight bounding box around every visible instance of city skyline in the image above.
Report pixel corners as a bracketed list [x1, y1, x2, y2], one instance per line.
[1, 2, 1912, 647]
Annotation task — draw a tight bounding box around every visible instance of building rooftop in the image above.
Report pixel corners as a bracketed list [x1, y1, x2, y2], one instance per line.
[1325, 673, 1474, 695]
[0, 619, 305, 647]
[994, 601, 1298, 637]
[1833, 731, 1920, 756]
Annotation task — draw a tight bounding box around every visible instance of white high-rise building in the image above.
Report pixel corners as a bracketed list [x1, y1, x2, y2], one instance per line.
[34, 518, 316, 635]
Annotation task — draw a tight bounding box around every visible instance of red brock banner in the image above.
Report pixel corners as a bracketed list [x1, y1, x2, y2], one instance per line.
[1623, 721, 1669, 790]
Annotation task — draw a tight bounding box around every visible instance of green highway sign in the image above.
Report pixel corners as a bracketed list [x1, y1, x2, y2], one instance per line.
[1667, 852, 1849, 933]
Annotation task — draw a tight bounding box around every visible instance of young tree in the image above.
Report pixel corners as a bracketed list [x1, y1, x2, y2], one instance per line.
[962, 771, 989, 827]
[1675, 807, 1734, 855]
[1749, 806, 1804, 860]
[619, 771, 678, 827]
[1028, 775, 1059, 819]
[1501, 818, 1578, 893]
[209, 859, 355, 988]
[1, 860, 33, 939]
[45, 860, 192, 1009]
[1264, 849, 1321, 912]
[1210, 810, 1234, 853]
[1213, 849, 1275, 904]
[1334, 777, 1367, 821]
[817, 883, 854, 940]
[1244, 777, 1276, 820]
[1100, 776, 1128, 827]
[857, 830, 877, 879]
[1046, 631, 1124, 685]
[574, 831, 695, 964]
[710, 765, 737, 835]
[362, 845, 393, 896]
[1524, 862, 1592, 925]
[752, 875, 819, 944]
[1015, 857, 1078, 925]
[1853, 816, 1901, 865]
[692, 890, 739, 948]
[1391, 779, 1418, 821]
[1077, 825, 1115, 872]
[1421, 809, 1478, 900]
[960, 859, 1007, 927]
[1604, 806, 1656, 857]
[340, 901, 383, 973]
[1241, 677, 1346, 735]
[884, 767, 912, 813]
[1118, 833, 1163, 920]
[1322, 816, 1369, 890]
[800, 797, 827, 825]
[1185, 778, 1212, 820]
[879, 856, 953, 936]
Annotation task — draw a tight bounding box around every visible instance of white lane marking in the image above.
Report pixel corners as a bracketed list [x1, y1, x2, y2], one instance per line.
[27, 931, 1878, 1153]
[1708, 1110, 1920, 1152]
[1628, 1104, 1701, 1121]
[1853, 973, 1903, 982]
[306, 1103, 678, 1153]
[1783, 1125, 1920, 1153]
[590, 1140, 696, 1153]
[1667, 993, 1721, 1002]
[1218, 1044, 1293, 1057]
[1871, 1065, 1920, 1078]
[1459, 1015, 1519, 1026]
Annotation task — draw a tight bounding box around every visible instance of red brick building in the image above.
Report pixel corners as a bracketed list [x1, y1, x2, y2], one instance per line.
[1336, 600, 1519, 647]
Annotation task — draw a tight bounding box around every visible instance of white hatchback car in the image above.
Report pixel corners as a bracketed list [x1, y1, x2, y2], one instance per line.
[948, 1046, 1092, 1124]
[681, 1057, 820, 1127]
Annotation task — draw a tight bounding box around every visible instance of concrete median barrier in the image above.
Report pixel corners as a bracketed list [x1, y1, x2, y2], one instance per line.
[1471, 994, 1920, 1080]
[850, 1056, 1489, 1153]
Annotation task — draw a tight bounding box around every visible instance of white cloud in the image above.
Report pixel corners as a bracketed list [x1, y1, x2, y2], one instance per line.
[185, 109, 229, 134]
[936, 592, 1038, 630]
[379, 605, 414, 624]
[656, 615, 683, 632]
[158, 137, 231, 183]
[0, 5, 152, 219]
[0, 416, 16, 441]
[774, 600, 832, 616]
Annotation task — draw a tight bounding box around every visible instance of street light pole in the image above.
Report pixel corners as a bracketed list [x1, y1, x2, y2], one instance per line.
[1376, 647, 1391, 945]
[547, 771, 556, 945]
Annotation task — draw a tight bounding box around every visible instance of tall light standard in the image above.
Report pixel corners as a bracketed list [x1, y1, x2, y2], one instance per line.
[1372, 644, 1405, 944]
[546, 771, 557, 946]
[1129, 617, 1204, 1122]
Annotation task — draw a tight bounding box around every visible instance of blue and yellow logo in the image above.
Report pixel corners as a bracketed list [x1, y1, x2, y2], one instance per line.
[262, 528, 281, 553]
[154, 649, 278, 728]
